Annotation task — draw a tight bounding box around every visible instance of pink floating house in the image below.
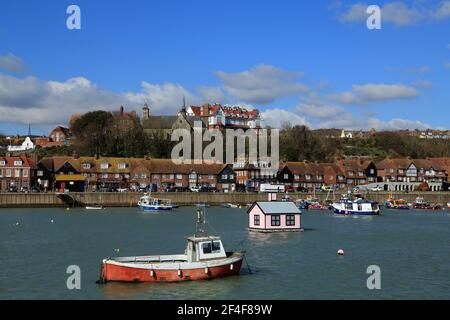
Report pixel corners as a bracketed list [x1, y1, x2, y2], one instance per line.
[247, 194, 302, 232]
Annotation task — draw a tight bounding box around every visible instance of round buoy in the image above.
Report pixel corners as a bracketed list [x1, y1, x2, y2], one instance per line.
[204, 267, 209, 274]
[114, 248, 120, 252]
[337, 249, 345, 256]
[14, 222, 20, 226]
[66, 208, 70, 211]
[230, 264, 234, 271]
[50, 219, 54, 223]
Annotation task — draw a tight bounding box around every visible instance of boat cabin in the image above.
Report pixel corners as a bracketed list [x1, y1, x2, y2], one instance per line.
[185, 235, 227, 262]
[247, 194, 302, 232]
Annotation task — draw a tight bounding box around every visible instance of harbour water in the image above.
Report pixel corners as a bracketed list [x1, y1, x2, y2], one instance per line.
[1, 207, 449, 299]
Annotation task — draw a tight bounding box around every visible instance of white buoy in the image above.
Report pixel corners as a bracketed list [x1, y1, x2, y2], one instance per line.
[178, 269, 182, 276]
[150, 270, 154, 277]
[204, 267, 209, 274]
[14, 222, 20, 226]
[230, 264, 234, 270]
[114, 248, 120, 252]
[337, 249, 345, 256]
[50, 219, 54, 223]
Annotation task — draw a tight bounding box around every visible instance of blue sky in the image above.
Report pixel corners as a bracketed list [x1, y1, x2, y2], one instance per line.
[0, 0, 449, 135]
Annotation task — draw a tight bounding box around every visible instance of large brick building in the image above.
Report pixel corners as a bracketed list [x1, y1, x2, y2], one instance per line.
[0, 156, 35, 192]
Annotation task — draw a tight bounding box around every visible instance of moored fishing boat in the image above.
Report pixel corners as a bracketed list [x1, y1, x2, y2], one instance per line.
[138, 193, 174, 211]
[411, 197, 442, 210]
[385, 193, 410, 210]
[331, 195, 380, 215]
[97, 208, 245, 283]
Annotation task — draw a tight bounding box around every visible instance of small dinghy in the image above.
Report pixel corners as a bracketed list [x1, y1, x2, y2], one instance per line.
[97, 207, 245, 283]
[85, 205, 104, 210]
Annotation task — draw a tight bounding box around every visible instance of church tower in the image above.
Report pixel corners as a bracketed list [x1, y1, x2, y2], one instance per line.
[142, 102, 150, 120]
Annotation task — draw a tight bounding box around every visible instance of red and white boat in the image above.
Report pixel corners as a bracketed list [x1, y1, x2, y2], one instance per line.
[98, 208, 245, 283]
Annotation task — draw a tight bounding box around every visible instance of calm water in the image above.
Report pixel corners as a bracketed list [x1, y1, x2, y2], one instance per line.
[1, 206, 449, 300]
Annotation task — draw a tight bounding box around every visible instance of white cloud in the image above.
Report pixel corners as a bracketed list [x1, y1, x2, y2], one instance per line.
[367, 118, 431, 130]
[0, 75, 130, 125]
[338, 1, 450, 26]
[433, 1, 450, 19]
[126, 82, 197, 115]
[215, 64, 308, 104]
[331, 83, 419, 105]
[261, 108, 310, 128]
[0, 53, 27, 73]
[196, 86, 226, 104]
[295, 101, 344, 119]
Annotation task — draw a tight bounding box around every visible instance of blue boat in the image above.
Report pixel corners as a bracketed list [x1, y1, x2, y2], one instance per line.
[138, 193, 175, 211]
[331, 195, 380, 216]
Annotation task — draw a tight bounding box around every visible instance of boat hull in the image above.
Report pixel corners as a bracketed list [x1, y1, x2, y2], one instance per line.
[333, 207, 380, 216]
[139, 205, 173, 211]
[99, 255, 244, 283]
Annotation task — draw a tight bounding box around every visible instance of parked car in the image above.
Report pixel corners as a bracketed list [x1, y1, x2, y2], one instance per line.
[174, 186, 191, 192]
[296, 186, 309, 193]
[200, 186, 218, 192]
[190, 186, 200, 192]
[371, 185, 383, 192]
[285, 185, 295, 192]
[116, 188, 128, 192]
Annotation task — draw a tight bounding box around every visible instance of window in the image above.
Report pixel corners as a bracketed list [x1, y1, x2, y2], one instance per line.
[23, 169, 28, 178]
[271, 215, 280, 226]
[0, 160, 5, 166]
[202, 242, 212, 254]
[176, 174, 182, 180]
[37, 170, 43, 177]
[101, 173, 108, 179]
[134, 173, 139, 179]
[141, 173, 147, 179]
[115, 174, 120, 179]
[14, 160, 22, 166]
[284, 174, 288, 179]
[254, 215, 260, 226]
[83, 163, 91, 170]
[208, 175, 214, 180]
[118, 162, 126, 169]
[370, 169, 375, 174]
[212, 241, 221, 252]
[100, 162, 109, 169]
[229, 174, 234, 179]
[286, 215, 295, 226]
[222, 174, 228, 180]
[15, 169, 20, 177]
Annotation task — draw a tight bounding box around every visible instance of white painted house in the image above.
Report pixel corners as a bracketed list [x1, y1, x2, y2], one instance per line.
[7, 137, 35, 152]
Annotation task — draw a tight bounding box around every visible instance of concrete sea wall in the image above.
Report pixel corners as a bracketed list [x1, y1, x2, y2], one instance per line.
[0, 191, 449, 208]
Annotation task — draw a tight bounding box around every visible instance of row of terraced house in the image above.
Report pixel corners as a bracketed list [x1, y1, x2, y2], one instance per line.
[0, 155, 449, 192]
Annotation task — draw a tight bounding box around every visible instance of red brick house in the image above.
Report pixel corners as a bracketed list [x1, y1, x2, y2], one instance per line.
[0, 156, 35, 192]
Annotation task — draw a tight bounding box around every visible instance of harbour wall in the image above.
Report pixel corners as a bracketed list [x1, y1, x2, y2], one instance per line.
[0, 192, 449, 208]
